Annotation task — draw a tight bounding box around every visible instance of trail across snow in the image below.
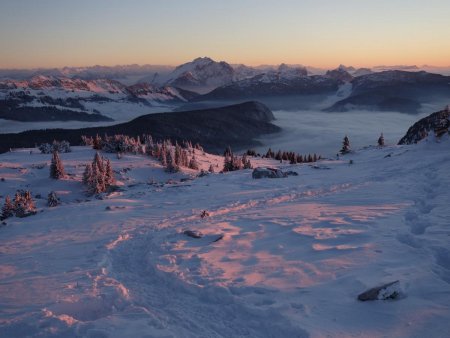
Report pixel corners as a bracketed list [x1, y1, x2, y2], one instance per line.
[0, 141, 449, 337]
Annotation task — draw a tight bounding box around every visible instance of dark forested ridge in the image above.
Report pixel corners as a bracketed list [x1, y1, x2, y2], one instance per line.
[0, 101, 280, 154]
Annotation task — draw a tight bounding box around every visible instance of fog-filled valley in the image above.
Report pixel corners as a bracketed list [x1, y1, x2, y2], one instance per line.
[254, 109, 430, 157]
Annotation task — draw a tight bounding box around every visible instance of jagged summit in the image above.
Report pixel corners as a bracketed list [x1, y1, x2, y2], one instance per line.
[325, 66, 354, 82]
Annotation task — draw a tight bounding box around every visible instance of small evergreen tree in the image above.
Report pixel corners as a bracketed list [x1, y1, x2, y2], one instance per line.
[82, 163, 93, 185]
[166, 150, 179, 173]
[378, 133, 385, 147]
[93, 134, 102, 150]
[50, 151, 65, 179]
[224, 146, 233, 157]
[104, 159, 115, 185]
[91, 162, 105, 194]
[242, 154, 252, 169]
[340, 135, 351, 154]
[188, 155, 199, 170]
[47, 191, 60, 207]
[208, 164, 215, 173]
[1, 196, 14, 220]
[160, 149, 167, 167]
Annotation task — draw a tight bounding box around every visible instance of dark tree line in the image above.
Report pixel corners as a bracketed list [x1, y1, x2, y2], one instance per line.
[264, 148, 320, 164]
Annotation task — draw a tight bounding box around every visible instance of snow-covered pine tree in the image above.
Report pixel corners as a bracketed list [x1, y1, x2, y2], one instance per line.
[181, 149, 189, 167]
[47, 191, 60, 207]
[340, 135, 351, 154]
[166, 150, 179, 173]
[94, 152, 104, 173]
[50, 151, 65, 179]
[223, 154, 232, 172]
[160, 147, 168, 167]
[208, 164, 215, 173]
[104, 159, 115, 186]
[93, 134, 102, 150]
[1, 196, 14, 220]
[378, 133, 385, 147]
[82, 163, 93, 185]
[174, 143, 182, 167]
[91, 161, 106, 194]
[242, 154, 252, 169]
[188, 155, 199, 170]
[224, 146, 233, 157]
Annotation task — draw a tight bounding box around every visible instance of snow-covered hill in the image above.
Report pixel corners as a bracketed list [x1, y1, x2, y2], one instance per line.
[0, 131, 449, 337]
[0, 76, 198, 131]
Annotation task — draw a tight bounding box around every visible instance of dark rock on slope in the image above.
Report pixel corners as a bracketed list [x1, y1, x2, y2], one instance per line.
[0, 101, 280, 154]
[398, 107, 450, 144]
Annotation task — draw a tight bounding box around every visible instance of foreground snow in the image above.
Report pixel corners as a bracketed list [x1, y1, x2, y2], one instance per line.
[0, 141, 449, 337]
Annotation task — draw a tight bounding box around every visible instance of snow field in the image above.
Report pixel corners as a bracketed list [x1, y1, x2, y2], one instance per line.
[0, 141, 449, 337]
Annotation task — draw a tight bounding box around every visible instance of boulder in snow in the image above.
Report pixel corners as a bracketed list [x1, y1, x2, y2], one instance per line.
[252, 167, 287, 179]
[184, 230, 203, 239]
[357, 280, 401, 301]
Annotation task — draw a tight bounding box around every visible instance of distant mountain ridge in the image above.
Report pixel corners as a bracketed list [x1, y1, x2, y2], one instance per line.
[1, 58, 449, 120]
[0, 75, 199, 122]
[325, 70, 450, 113]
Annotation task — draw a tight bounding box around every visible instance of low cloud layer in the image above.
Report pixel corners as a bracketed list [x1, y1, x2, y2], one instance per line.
[254, 110, 430, 157]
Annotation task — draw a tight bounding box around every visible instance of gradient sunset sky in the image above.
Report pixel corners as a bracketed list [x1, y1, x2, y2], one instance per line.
[1, 0, 449, 69]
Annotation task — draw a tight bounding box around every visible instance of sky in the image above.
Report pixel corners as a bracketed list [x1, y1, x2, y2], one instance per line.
[1, 0, 449, 69]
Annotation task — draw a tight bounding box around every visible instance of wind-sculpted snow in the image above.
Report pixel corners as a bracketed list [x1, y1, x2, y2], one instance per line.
[0, 139, 449, 337]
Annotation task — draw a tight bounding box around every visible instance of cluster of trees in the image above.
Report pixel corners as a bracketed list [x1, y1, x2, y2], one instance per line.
[154, 140, 199, 173]
[264, 148, 320, 164]
[82, 134, 203, 173]
[39, 140, 71, 154]
[82, 153, 115, 194]
[223, 146, 252, 172]
[1, 190, 37, 220]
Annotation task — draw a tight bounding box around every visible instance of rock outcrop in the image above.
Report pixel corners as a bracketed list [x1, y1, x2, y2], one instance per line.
[398, 108, 450, 144]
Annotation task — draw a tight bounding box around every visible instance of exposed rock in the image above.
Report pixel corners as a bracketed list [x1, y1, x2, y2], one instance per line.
[252, 167, 287, 179]
[284, 171, 299, 176]
[398, 108, 450, 144]
[184, 230, 203, 239]
[357, 280, 401, 301]
[212, 234, 224, 243]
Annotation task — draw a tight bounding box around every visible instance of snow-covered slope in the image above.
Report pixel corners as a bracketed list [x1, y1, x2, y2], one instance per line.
[0, 133, 449, 337]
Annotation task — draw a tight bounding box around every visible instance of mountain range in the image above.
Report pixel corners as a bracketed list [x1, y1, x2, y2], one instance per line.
[1, 57, 449, 125]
